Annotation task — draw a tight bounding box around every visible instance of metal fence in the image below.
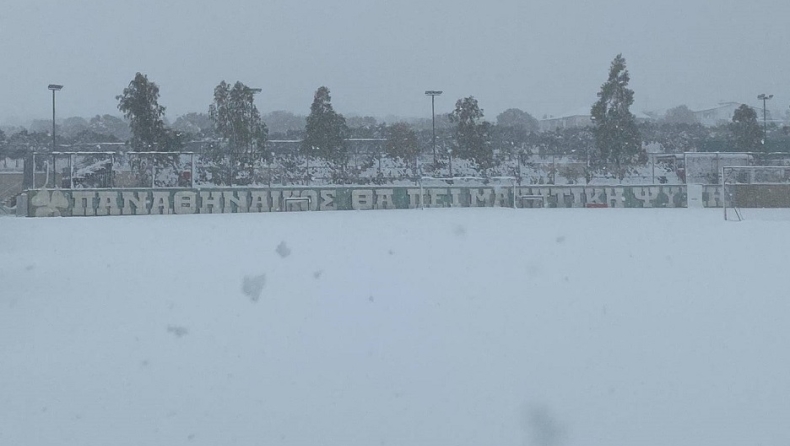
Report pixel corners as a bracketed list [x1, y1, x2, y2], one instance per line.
[20, 149, 786, 191]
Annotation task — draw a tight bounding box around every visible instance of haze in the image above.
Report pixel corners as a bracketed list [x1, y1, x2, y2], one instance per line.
[2, 0, 789, 124]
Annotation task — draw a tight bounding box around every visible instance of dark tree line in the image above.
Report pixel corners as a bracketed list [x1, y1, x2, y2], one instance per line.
[5, 64, 790, 182]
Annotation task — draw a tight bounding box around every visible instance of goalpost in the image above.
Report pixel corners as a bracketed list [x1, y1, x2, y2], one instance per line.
[722, 165, 790, 221]
[34, 151, 198, 189]
[418, 176, 517, 209]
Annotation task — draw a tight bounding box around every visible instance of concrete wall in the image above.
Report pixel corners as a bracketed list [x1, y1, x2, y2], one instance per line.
[25, 184, 689, 217]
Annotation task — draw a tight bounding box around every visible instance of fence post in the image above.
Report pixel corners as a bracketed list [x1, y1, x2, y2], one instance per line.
[230, 153, 234, 187]
[513, 178, 517, 209]
[651, 154, 655, 184]
[69, 153, 74, 189]
[517, 152, 522, 185]
[31, 153, 35, 189]
[419, 176, 424, 210]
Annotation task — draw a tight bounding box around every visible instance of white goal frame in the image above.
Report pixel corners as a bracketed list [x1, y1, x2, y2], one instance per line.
[418, 176, 517, 209]
[722, 165, 790, 221]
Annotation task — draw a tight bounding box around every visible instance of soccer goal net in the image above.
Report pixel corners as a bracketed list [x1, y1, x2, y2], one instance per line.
[50, 152, 116, 189]
[418, 176, 517, 209]
[722, 165, 790, 221]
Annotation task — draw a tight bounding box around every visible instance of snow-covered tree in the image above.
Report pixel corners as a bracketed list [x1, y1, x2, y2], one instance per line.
[663, 105, 698, 125]
[5, 130, 50, 156]
[449, 96, 494, 170]
[116, 73, 170, 151]
[59, 117, 90, 140]
[496, 108, 539, 133]
[88, 115, 132, 142]
[209, 82, 267, 156]
[302, 86, 350, 163]
[207, 81, 268, 184]
[730, 104, 762, 151]
[385, 122, 420, 166]
[172, 112, 215, 139]
[263, 111, 306, 137]
[0, 128, 6, 158]
[591, 54, 642, 179]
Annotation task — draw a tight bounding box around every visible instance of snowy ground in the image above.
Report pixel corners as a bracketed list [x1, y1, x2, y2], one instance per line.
[1, 208, 789, 446]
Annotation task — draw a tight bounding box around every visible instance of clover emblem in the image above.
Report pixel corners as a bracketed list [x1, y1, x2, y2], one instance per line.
[30, 189, 70, 217]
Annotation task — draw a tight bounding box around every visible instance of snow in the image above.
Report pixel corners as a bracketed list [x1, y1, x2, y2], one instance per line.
[1, 209, 790, 446]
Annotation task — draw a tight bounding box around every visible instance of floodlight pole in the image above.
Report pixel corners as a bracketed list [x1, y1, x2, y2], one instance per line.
[758, 93, 773, 145]
[425, 91, 442, 164]
[48, 84, 63, 188]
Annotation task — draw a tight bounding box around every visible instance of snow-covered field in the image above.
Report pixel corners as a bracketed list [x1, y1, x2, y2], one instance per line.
[2, 209, 789, 446]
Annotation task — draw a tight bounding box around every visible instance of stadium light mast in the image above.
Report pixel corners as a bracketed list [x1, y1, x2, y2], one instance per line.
[425, 90, 442, 164]
[757, 93, 773, 144]
[48, 84, 63, 188]
[48, 84, 63, 152]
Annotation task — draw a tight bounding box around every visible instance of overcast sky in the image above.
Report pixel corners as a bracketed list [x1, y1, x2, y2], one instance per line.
[2, 0, 789, 125]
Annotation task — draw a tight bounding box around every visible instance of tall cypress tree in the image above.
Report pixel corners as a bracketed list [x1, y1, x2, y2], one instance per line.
[302, 86, 349, 163]
[591, 54, 642, 179]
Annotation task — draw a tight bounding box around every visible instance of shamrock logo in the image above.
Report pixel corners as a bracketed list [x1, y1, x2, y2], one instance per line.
[30, 189, 70, 217]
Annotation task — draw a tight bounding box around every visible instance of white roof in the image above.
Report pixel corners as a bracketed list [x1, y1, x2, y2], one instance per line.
[540, 107, 652, 121]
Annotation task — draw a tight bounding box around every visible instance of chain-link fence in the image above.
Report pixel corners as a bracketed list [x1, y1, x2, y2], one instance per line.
[0, 157, 25, 213]
[16, 149, 787, 190]
[683, 152, 790, 185]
